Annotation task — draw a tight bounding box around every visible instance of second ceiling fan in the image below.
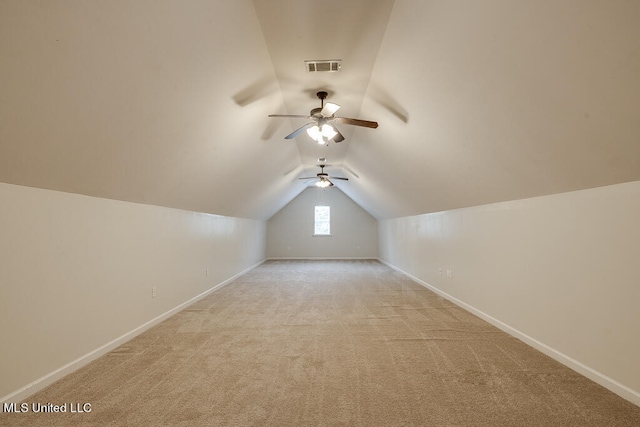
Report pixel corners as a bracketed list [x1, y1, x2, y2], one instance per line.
[269, 91, 378, 145]
[300, 164, 348, 188]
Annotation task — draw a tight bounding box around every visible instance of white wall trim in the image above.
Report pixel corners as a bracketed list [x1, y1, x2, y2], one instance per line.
[266, 257, 377, 260]
[378, 258, 640, 407]
[0, 259, 266, 405]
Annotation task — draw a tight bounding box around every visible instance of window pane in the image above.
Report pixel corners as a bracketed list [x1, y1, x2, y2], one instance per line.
[315, 206, 330, 221]
[314, 205, 330, 235]
[315, 222, 330, 235]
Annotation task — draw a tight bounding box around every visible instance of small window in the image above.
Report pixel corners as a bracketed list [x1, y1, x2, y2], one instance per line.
[314, 205, 331, 236]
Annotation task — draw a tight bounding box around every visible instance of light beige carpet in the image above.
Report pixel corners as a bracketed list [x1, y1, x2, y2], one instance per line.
[4, 260, 640, 426]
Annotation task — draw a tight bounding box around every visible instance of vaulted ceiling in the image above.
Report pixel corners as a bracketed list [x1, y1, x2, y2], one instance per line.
[1, 1, 639, 220]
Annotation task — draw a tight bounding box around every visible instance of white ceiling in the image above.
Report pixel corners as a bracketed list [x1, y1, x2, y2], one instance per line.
[1, 0, 639, 220]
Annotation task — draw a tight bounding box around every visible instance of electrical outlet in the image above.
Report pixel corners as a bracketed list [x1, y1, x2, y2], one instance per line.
[438, 267, 443, 275]
[447, 269, 453, 279]
[152, 287, 157, 298]
[206, 268, 209, 277]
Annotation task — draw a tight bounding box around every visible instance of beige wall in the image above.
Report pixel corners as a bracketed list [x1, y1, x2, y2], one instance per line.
[267, 186, 377, 259]
[378, 180, 640, 405]
[0, 182, 266, 401]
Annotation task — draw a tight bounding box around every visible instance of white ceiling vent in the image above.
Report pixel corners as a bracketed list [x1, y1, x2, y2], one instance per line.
[305, 60, 342, 72]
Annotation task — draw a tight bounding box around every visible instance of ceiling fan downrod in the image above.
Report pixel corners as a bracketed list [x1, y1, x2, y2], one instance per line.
[316, 91, 328, 108]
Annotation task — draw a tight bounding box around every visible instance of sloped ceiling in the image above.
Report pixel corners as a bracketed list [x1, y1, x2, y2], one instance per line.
[1, 0, 639, 220]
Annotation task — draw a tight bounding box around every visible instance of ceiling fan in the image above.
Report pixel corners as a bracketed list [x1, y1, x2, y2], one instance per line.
[299, 164, 348, 188]
[269, 91, 378, 144]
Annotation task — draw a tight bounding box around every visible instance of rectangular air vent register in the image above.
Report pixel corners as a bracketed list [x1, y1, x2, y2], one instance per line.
[305, 59, 342, 72]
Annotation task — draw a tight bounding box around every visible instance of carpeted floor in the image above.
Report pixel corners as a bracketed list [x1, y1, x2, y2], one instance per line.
[4, 259, 640, 426]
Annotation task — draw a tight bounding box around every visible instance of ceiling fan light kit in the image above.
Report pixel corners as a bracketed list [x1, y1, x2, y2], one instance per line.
[316, 178, 332, 188]
[307, 123, 337, 144]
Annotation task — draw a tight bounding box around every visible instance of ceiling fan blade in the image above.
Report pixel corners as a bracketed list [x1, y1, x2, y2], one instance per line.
[269, 114, 311, 119]
[298, 176, 317, 180]
[334, 117, 379, 129]
[320, 102, 340, 117]
[285, 123, 315, 140]
[330, 177, 349, 181]
[332, 126, 345, 143]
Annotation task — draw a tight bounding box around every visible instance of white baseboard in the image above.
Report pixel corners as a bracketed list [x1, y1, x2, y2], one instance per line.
[378, 258, 640, 407]
[266, 257, 377, 260]
[0, 259, 266, 404]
